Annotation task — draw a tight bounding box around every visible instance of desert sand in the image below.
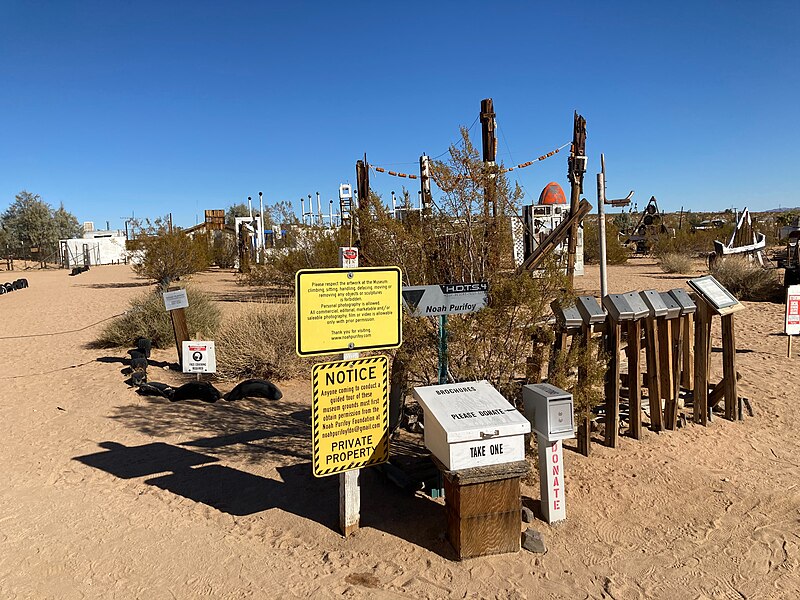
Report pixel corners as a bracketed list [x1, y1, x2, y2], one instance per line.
[1, 259, 798, 599]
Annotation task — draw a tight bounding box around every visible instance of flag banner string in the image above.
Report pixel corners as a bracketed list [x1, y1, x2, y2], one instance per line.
[368, 142, 569, 180]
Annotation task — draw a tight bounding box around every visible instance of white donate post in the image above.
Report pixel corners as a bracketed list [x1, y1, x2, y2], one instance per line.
[522, 383, 575, 524]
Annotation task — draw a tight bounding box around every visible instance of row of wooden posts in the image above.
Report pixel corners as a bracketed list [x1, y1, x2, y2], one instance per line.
[546, 288, 744, 454]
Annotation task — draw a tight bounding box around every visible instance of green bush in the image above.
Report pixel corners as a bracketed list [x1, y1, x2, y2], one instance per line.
[215, 302, 314, 381]
[651, 226, 734, 258]
[94, 287, 221, 349]
[710, 257, 782, 302]
[130, 228, 211, 288]
[584, 219, 629, 265]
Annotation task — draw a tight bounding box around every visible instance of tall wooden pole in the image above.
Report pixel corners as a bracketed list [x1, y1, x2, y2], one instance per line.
[480, 99, 498, 273]
[567, 112, 587, 285]
[355, 154, 369, 255]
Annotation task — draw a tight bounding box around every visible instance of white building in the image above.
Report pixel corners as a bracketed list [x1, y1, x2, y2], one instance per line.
[59, 224, 128, 267]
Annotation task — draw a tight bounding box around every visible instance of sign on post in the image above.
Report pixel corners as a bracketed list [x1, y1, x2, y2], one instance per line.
[786, 284, 800, 336]
[401, 282, 489, 317]
[312, 356, 389, 477]
[163, 288, 189, 311]
[181, 341, 216, 373]
[296, 267, 402, 356]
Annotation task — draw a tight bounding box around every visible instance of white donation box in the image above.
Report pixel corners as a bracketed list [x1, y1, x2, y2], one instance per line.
[522, 383, 575, 442]
[413, 380, 530, 471]
[522, 383, 574, 524]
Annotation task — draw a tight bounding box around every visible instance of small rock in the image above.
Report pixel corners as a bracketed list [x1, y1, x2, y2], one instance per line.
[521, 506, 535, 523]
[522, 528, 546, 554]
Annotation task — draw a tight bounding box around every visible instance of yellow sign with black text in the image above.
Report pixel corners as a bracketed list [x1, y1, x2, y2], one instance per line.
[295, 267, 402, 356]
[312, 356, 389, 477]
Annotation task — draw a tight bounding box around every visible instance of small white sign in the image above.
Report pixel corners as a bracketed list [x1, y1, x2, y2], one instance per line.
[786, 284, 800, 336]
[402, 282, 488, 317]
[338, 247, 359, 269]
[182, 341, 216, 373]
[163, 289, 189, 311]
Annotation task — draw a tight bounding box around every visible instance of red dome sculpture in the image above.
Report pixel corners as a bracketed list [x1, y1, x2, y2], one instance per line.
[538, 182, 567, 205]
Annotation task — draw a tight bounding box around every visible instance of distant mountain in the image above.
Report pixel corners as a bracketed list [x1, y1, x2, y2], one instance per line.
[761, 207, 800, 213]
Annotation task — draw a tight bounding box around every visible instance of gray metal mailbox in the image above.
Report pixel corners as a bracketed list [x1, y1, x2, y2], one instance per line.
[659, 292, 682, 320]
[622, 291, 651, 320]
[603, 294, 635, 321]
[640, 289, 668, 318]
[576, 295, 606, 325]
[550, 300, 582, 329]
[522, 383, 574, 442]
[668, 288, 697, 315]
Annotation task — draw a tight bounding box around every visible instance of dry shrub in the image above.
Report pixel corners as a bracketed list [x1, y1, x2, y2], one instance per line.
[94, 287, 221, 348]
[710, 257, 782, 302]
[659, 252, 693, 274]
[651, 226, 734, 258]
[216, 303, 313, 381]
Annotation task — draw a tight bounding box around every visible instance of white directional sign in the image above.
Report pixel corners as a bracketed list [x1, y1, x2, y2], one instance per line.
[181, 341, 216, 373]
[402, 282, 489, 317]
[163, 288, 189, 311]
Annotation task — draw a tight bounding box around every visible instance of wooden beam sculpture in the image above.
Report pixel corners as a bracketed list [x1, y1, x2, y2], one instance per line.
[518, 199, 592, 274]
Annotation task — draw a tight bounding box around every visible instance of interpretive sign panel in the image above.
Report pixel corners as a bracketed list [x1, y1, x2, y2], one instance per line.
[296, 267, 402, 356]
[786, 284, 800, 336]
[163, 288, 189, 311]
[402, 282, 489, 317]
[311, 356, 389, 477]
[688, 276, 740, 311]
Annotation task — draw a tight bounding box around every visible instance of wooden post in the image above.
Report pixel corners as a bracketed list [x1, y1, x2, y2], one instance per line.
[693, 300, 711, 426]
[339, 251, 361, 537]
[721, 314, 738, 421]
[659, 317, 676, 430]
[644, 317, 663, 431]
[681, 312, 694, 391]
[577, 323, 592, 455]
[627, 320, 643, 439]
[663, 318, 682, 430]
[168, 287, 190, 365]
[604, 320, 621, 447]
[480, 99, 498, 274]
[566, 112, 587, 285]
[789, 334, 794, 358]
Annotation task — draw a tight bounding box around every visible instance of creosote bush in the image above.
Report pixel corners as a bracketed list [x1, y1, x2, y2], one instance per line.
[215, 302, 314, 381]
[129, 218, 211, 288]
[94, 287, 220, 349]
[583, 219, 629, 265]
[548, 334, 606, 421]
[710, 257, 782, 302]
[659, 252, 693, 274]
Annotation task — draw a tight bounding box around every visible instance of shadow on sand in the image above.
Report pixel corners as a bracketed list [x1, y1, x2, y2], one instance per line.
[74, 395, 452, 555]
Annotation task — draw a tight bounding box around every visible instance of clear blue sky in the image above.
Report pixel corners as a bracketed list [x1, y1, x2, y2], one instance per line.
[1, 1, 798, 228]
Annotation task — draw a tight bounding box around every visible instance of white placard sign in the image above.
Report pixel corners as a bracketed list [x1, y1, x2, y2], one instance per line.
[181, 341, 216, 373]
[402, 282, 489, 317]
[163, 288, 189, 311]
[786, 284, 800, 336]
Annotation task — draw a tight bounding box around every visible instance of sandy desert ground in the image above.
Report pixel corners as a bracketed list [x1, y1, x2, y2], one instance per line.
[0, 259, 798, 599]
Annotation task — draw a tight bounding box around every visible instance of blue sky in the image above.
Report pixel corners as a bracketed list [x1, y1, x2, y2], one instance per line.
[1, 1, 797, 228]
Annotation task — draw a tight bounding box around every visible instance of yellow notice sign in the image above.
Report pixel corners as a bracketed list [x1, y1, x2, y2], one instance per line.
[312, 356, 389, 477]
[295, 267, 402, 356]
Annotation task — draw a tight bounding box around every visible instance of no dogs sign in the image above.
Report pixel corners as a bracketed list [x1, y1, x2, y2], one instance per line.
[181, 341, 216, 373]
[311, 356, 389, 477]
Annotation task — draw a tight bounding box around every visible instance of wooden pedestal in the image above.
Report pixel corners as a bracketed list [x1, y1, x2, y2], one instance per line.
[437, 460, 529, 560]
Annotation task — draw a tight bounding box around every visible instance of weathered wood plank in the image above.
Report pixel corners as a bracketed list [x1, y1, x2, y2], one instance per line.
[627, 320, 642, 440]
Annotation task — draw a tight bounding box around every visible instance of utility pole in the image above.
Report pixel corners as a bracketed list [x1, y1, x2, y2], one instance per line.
[566, 112, 587, 285]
